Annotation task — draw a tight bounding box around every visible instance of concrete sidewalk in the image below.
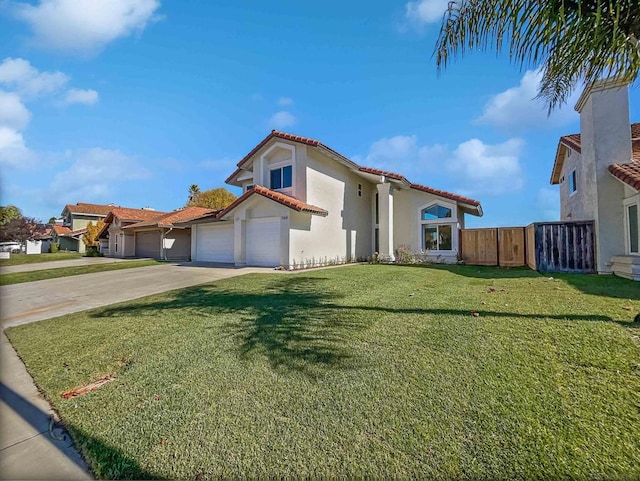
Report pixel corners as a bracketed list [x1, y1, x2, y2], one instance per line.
[0, 332, 92, 480]
[0, 257, 143, 274]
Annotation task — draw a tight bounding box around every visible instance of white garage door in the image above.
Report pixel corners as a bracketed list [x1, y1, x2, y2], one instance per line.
[195, 224, 234, 263]
[246, 218, 281, 267]
[136, 231, 160, 258]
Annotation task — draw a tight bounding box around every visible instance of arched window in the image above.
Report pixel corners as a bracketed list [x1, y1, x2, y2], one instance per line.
[419, 202, 456, 252]
[421, 204, 452, 220]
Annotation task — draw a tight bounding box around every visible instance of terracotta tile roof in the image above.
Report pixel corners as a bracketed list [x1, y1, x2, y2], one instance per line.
[227, 130, 482, 210]
[551, 122, 640, 184]
[106, 207, 169, 223]
[186, 185, 329, 222]
[609, 163, 640, 190]
[52, 225, 73, 236]
[410, 183, 481, 207]
[62, 202, 117, 216]
[123, 207, 217, 229]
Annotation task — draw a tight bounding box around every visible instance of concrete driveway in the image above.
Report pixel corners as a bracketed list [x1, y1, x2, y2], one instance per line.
[0, 263, 272, 328]
[0, 257, 141, 274]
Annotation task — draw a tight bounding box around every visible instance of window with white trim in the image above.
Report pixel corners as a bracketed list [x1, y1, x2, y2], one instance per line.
[420, 203, 455, 252]
[568, 169, 577, 195]
[245, 184, 254, 192]
[270, 165, 292, 190]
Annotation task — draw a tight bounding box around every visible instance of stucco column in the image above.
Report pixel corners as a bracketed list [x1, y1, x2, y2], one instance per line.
[377, 182, 395, 261]
[234, 211, 246, 267]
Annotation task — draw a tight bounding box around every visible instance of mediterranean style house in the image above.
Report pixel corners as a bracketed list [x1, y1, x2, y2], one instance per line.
[51, 202, 116, 253]
[550, 79, 640, 280]
[180, 131, 483, 268]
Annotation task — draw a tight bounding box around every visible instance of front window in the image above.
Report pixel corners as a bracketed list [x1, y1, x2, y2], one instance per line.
[628, 204, 639, 254]
[423, 224, 452, 251]
[270, 165, 292, 190]
[245, 184, 254, 192]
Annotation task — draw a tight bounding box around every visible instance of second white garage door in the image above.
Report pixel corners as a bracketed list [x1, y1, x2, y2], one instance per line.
[195, 224, 234, 263]
[246, 218, 281, 267]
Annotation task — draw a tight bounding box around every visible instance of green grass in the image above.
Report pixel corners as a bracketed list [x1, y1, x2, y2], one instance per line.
[0, 260, 161, 285]
[6, 265, 640, 480]
[0, 251, 82, 266]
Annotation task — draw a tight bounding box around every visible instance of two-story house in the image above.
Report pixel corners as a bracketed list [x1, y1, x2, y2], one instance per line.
[550, 79, 639, 280]
[52, 202, 116, 253]
[182, 131, 483, 268]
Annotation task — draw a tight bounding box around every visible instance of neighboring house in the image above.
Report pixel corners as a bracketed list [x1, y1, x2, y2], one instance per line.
[57, 202, 117, 253]
[97, 206, 213, 259]
[550, 79, 639, 280]
[181, 131, 482, 268]
[51, 225, 86, 252]
[97, 207, 168, 258]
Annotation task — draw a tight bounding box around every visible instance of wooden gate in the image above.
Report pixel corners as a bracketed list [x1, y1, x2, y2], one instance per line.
[532, 221, 595, 273]
[460, 227, 525, 267]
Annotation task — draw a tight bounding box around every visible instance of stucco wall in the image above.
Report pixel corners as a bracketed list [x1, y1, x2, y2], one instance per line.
[394, 189, 461, 262]
[288, 148, 373, 266]
[71, 215, 104, 232]
[559, 149, 595, 221]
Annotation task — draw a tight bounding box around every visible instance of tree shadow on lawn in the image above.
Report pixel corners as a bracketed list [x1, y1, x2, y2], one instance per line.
[399, 264, 640, 300]
[91, 276, 371, 377]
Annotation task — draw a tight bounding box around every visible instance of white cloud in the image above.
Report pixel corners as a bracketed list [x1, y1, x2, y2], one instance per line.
[404, 0, 449, 26]
[278, 97, 293, 107]
[535, 187, 560, 220]
[476, 69, 579, 131]
[268, 111, 296, 130]
[63, 88, 99, 105]
[11, 0, 161, 55]
[356, 134, 524, 196]
[448, 138, 524, 195]
[0, 57, 68, 98]
[0, 91, 31, 130]
[0, 126, 35, 169]
[354, 134, 447, 177]
[47, 148, 150, 201]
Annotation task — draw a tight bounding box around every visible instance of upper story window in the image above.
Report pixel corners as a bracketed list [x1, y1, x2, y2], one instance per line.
[245, 184, 254, 192]
[568, 169, 577, 195]
[358, 183, 362, 197]
[421, 204, 452, 220]
[270, 165, 292, 190]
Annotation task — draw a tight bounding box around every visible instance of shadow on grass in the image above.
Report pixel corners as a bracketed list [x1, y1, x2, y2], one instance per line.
[399, 263, 640, 300]
[0, 382, 161, 480]
[92, 277, 370, 377]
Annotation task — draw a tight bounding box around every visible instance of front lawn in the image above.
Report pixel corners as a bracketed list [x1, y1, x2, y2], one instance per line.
[0, 260, 162, 285]
[0, 251, 82, 266]
[6, 265, 640, 479]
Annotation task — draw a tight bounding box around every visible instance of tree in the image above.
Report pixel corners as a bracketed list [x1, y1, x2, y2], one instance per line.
[0, 205, 22, 226]
[187, 184, 201, 205]
[186, 186, 237, 210]
[434, 0, 640, 110]
[82, 220, 104, 247]
[48, 216, 58, 225]
[0, 216, 44, 244]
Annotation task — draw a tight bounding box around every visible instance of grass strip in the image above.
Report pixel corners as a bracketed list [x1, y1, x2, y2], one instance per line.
[0, 260, 160, 285]
[0, 252, 83, 266]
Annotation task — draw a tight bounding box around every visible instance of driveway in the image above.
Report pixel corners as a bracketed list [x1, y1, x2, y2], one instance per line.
[0, 263, 272, 328]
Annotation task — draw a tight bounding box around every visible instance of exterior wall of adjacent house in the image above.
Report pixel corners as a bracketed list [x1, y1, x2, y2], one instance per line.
[70, 214, 104, 232]
[106, 218, 136, 258]
[288, 147, 373, 266]
[575, 82, 630, 273]
[558, 148, 594, 221]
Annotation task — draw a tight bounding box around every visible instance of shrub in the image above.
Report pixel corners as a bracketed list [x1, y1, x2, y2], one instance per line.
[84, 246, 102, 257]
[49, 242, 59, 253]
[394, 244, 416, 264]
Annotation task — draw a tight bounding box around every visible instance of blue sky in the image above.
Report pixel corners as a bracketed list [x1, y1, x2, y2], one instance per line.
[1, 0, 638, 226]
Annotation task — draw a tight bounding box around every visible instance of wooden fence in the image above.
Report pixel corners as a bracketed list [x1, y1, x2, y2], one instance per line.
[460, 221, 596, 273]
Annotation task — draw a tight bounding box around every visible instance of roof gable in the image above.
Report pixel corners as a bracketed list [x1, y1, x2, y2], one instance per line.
[551, 122, 640, 184]
[62, 202, 117, 217]
[123, 206, 217, 230]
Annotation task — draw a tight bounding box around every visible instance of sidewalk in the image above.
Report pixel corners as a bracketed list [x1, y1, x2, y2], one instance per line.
[0, 332, 92, 480]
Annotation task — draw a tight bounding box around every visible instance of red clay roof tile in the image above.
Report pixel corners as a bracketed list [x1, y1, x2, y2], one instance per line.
[609, 163, 640, 190]
[62, 203, 117, 216]
[123, 207, 218, 229]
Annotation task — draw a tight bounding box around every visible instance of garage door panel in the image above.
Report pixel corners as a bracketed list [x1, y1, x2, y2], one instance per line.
[136, 231, 161, 258]
[196, 224, 234, 263]
[246, 219, 280, 267]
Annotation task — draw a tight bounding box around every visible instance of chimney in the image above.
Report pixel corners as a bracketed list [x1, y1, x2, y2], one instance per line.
[575, 78, 630, 273]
